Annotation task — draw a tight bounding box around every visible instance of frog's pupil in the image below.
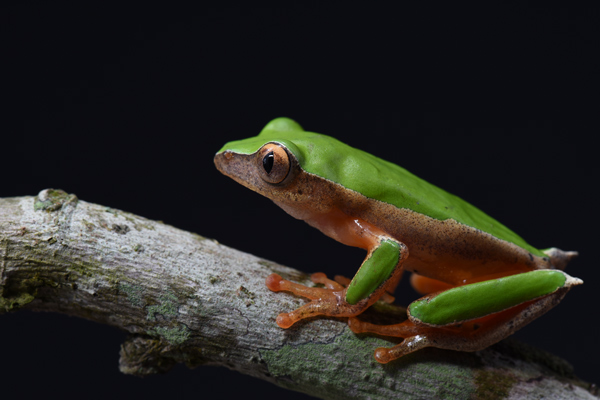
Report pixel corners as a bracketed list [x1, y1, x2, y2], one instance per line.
[263, 151, 274, 174]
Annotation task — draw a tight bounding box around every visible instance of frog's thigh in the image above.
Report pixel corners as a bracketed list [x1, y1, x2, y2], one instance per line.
[409, 269, 570, 326]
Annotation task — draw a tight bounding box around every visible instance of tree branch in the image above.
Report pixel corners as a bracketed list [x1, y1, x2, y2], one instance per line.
[0, 189, 597, 399]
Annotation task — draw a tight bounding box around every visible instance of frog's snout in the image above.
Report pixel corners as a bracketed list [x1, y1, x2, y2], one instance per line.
[213, 151, 232, 176]
[214, 150, 255, 188]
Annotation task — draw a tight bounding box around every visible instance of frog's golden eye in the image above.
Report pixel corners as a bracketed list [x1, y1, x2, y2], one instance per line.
[257, 143, 290, 184]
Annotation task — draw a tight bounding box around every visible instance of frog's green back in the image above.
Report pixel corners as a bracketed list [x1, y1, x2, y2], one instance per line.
[219, 118, 544, 257]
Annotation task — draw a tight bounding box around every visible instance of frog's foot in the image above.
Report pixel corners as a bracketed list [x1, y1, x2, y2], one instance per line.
[348, 318, 436, 363]
[266, 273, 369, 328]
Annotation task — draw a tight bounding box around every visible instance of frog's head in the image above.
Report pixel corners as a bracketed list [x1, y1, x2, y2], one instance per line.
[214, 118, 324, 208]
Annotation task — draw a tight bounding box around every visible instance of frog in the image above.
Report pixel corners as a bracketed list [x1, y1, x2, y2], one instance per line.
[214, 117, 582, 363]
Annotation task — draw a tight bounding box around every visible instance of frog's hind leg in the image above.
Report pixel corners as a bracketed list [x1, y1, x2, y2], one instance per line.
[350, 271, 581, 363]
[349, 314, 510, 363]
[349, 301, 541, 363]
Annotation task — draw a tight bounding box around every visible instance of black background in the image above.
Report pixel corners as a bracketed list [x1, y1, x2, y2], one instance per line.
[3, 2, 598, 399]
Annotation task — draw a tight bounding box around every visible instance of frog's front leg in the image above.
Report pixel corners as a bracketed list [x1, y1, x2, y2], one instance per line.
[266, 238, 408, 328]
[349, 269, 582, 363]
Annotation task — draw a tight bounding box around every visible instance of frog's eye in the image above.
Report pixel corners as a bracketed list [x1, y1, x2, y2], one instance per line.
[257, 143, 290, 184]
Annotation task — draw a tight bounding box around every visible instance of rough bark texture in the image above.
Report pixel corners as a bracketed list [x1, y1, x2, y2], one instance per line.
[0, 189, 597, 399]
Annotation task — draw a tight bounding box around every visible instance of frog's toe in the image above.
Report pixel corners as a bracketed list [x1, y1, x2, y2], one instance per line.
[334, 275, 352, 287]
[266, 273, 285, 291]
[275, 312, 295, 328]
[347, 317, 364, 333]
[311, 272, 345, 290]
[267, 275, 338, 300]
[374, 335, 431, 363]
[274, 300, 332, 328]
[374, 347, 394, 364]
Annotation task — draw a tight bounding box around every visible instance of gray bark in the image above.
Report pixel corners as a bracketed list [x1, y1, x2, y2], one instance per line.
[0, 189, 597, 399]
